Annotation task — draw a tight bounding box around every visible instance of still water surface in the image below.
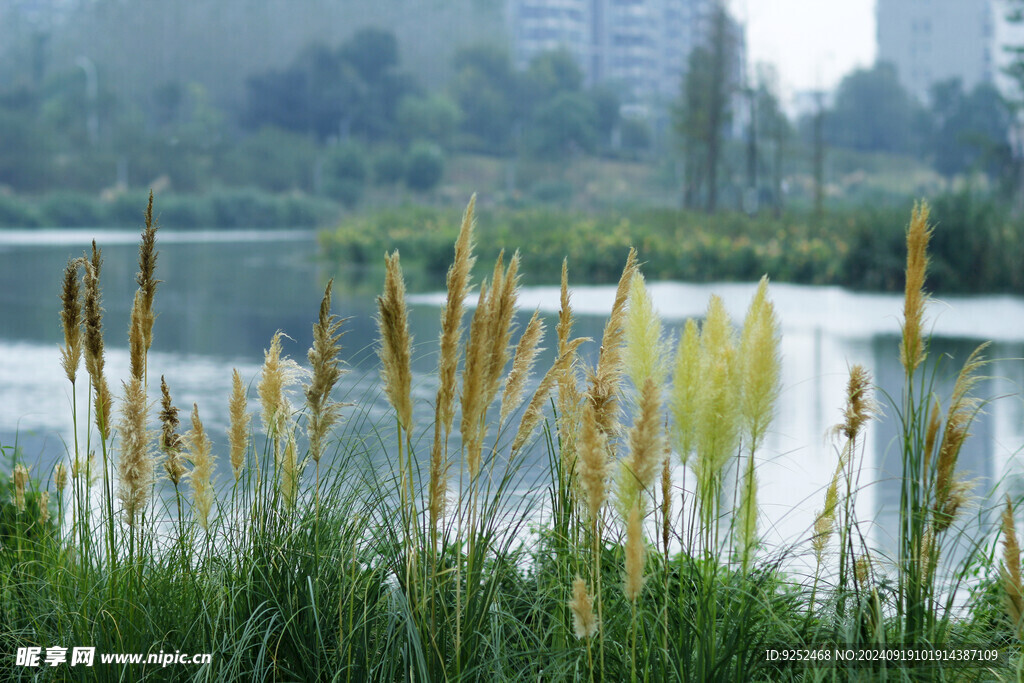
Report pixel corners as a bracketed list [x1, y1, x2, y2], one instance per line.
[2, 228, 1024, 554]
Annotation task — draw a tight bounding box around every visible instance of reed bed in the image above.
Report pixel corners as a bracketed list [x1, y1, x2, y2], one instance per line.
[0, 195, 1021, 682]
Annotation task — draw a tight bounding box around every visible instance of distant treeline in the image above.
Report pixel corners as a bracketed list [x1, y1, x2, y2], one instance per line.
[0, 189, 340, 229]
[0, 24, 646, 206]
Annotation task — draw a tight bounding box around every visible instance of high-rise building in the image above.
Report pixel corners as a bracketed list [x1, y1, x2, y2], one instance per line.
[877, 0, 1024, 103]
[510, 0, 730, 105]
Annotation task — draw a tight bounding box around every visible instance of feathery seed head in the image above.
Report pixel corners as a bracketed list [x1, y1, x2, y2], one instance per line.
[694, 296, 739, 508]
[1002, 494, 1024, 635]
[616, 376, 664, 517]
[37, 490, 50, 526]
[739, 276, 781, 454]
[557, 258, 573, 358]
[82, 246, 113, 441]
[229, 369, 249, 481]
[159, 376, 186, 486]
[499, 310, 545, 426]
[569, 577, 599, 639]
[624, 502, 646, 602]
[258, 331, 304, 446]
[117, 376, 152, 527]
[377, 251, 414, 432]
[54, 462, 68, 493]
[306, 280, 347, 463]
[838, 364, 875, 442]
[587, 248, 638, 441]
[901, 201, 932, 375]
[670, 318, 701, 464]
[185, 403, 215, 530]
[58, 257, 83, 384]
[511, 338, 588, 454]
[578, 399, 609, 521]
[128, 291, 146, 382]
[13, 464, 28, 513]
[624, 271, 667, 392]
[434, 195, 477, 435]
[135, 192, 160, 354]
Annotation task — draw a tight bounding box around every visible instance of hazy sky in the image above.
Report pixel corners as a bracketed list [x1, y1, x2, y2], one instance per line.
[739, 0, 876, 96]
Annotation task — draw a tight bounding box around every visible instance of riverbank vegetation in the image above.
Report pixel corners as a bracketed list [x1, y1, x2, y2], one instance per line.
[321, 190, 1024, 295]
[1, 194, 1021, 680]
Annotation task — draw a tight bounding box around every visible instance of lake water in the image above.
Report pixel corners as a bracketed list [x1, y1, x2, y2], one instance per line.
[3, 228, 1024, 559]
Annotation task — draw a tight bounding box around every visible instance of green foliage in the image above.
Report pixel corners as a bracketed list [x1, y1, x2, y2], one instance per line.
[928, 79, 1013, 178]
[826, 63, 928, 155]
[396, 93, 460, 149]
[0, 194, 41, 227]
[40, 192, 109, 227]
[372, 147, 407, 185]
[528, 92, 599, 157]
[404, 141, 445, 192]
[323, 143, 368, 208]
[218, 127, 317, 192]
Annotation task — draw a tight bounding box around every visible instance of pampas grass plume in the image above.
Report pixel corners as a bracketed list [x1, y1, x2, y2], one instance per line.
[159, 376, 186, 486]
[901, 201, 931, 375]
[83, 243, 113, 440]
[1002, 494, 1024, 637]
[616, 377, 664, 517]
[739, 276, 781, 454]
[377, 251, 414, 432]
[578, 399, 608, 522]
[694, 295, 739, 504]
[587, 248, 637, 440]
[54, 462, 68, 494]
[511, 338, 587, 454]
[670, 318, 700, 464]
[500, 310, 544, 427]
[624, 502, 646, 601]
[569, 577, 599, 639]
[305, 280, 346, 464]
[13, 464, 28, 513]
[185, 403, 215, 530]
[623, 271, 666, 390]
[58, 257, 82, 384]
[136, 190, 160, 355]
[229, 369, 249, 481]
[117, 376, 152, 526]
[38, 490, 50, 526]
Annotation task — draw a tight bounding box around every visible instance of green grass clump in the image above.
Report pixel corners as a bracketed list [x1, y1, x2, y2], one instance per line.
[1, 194, 1021, 681]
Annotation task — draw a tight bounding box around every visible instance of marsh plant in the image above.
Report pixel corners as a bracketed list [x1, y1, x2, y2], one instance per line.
[0, 193, 1020, 682]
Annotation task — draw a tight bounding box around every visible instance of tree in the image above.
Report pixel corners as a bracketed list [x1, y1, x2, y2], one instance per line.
[451, 45, 518, 153]
[673, 2, 740, 212]
[396, 94, 460, 148]
[527, 92, 598, 157]
[754, 66, 791, 216]
[1002, 0, 1024, 209]
[404, 141, 444, 192]
[826, 63, 925, 154]
[929, 79, 1012, 179]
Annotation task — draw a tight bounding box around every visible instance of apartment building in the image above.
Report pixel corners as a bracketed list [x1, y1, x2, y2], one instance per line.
[510, 0, 726, 104]
[877, 0, 1024, 102]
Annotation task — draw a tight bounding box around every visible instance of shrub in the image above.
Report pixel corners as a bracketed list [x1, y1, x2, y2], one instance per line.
[40, 192, 108, 227]
[404, 141, 445, 192]
[323, 143, 367, 208]
[0, 194, 41, 228]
